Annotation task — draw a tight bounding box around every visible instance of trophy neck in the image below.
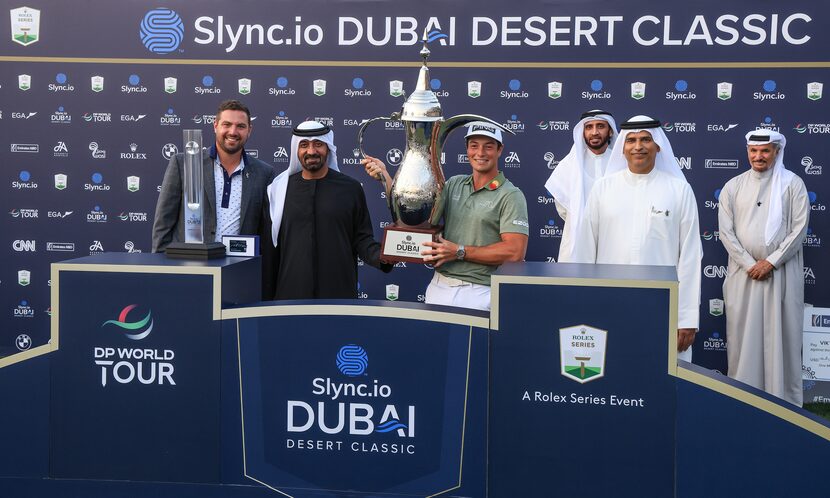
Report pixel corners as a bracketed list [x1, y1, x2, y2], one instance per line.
[401, 54, 442, 122]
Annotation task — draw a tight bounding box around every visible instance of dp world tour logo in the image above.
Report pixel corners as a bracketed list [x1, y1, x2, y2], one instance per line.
[336, 344, 368, 376]
[559, 325, 607, 383]
[140, 8, 184, 54]
[102, 304, 154, 340]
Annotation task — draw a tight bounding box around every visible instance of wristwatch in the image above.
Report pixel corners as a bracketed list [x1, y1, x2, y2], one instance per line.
[456, 244, 466, 261]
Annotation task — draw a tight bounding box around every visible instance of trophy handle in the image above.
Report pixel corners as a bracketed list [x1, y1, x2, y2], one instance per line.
[357, 113, 401, 216]
[357, 113, 401, 162]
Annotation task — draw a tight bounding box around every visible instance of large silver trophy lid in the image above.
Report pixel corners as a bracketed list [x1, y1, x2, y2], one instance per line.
[357, 30, 513, 231]
[400, 41, 441, 122]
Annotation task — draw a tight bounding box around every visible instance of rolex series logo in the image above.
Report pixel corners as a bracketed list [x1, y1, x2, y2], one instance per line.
[717, 82, 733, 101]
[631, 82, 646, 100]
[468, 81, 482, 98]
[10, 7, 40, 46]
[559, 325, 607, 383]
[547, 81, 562, 99]
[238, 78, 251, 95]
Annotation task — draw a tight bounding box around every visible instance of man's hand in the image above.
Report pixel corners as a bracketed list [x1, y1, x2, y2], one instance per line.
[677, 328, 696, 352]
[747, 259, 774, 280]
[361, 155, 390, 182]
[421, 236, 459, 268]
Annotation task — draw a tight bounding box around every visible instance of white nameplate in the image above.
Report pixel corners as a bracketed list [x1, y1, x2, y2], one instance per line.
[382, 230, 433, 260]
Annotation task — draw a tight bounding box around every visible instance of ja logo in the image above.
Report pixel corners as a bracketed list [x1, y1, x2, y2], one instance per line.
[140, 8, 184, 54]
[102, 304, 154, 340]
[559, 325, 607, 383]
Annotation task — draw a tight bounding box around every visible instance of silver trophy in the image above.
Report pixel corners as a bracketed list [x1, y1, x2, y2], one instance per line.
[358, 32, 513, 262]
[183, 129, 204, 243]
[165, 129, 226, 259]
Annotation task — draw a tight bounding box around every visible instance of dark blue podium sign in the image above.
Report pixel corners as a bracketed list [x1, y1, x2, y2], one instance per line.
[49, 254, 260, 483]
[488, 262, 679, 497]
[3, 256, 824, 497]
[229, 302, 489, 497]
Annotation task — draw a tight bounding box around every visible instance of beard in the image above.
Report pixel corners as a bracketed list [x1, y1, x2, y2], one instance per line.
[301, 154, 326, 172]
[218, 136, 244, 155]
[585, 134, 611, 151]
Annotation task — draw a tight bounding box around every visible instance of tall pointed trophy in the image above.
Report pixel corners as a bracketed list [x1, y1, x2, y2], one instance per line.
[165, 129, 226, 259]
[358, 32, 513, 263]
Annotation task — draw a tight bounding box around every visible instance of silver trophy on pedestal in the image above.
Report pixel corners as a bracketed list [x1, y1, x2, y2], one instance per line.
[165, 129, 226, 259]
[183, 130, 204, 244]
[358, 32, 513, 262]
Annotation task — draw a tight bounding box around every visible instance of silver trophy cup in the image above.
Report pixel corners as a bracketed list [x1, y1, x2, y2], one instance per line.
[357, 33, 513, 262]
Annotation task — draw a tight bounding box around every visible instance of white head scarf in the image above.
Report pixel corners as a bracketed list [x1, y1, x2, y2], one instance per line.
[745, 130, 794, 245]
[606, 115, 686, 181]
[267, 121, 339, 246]
[544, 110, 617, 261]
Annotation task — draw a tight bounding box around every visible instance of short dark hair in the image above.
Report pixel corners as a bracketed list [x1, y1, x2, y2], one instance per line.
[216, 100, 251, 124]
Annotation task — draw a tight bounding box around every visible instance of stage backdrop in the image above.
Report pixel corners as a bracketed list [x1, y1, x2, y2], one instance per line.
[1, 0, 827, 382]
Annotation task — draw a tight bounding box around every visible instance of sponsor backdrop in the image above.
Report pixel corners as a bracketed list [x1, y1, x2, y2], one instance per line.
[1, 1, 827, 382]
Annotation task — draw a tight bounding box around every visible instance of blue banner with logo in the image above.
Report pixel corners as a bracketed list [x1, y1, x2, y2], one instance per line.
[1, 0, 828, 386]
[50, 270, 221, 482]
[236, 311, 487, 496]
[489, 281, 676, 497]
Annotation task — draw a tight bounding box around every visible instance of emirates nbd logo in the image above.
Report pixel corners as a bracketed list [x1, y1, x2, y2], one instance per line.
[102, 304, 154, 340]
[140, 8, 184, 54]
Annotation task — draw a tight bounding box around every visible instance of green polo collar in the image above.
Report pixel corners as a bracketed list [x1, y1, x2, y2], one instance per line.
[463, 171, 506, 192]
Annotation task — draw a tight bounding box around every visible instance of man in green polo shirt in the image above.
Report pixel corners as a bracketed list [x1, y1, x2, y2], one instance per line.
[363, 121, 529, 310]
[424, 122, 530, 310]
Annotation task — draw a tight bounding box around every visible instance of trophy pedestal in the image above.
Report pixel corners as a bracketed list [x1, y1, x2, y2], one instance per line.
[381, 224, 442, 263]
[165, 242, 227, 260]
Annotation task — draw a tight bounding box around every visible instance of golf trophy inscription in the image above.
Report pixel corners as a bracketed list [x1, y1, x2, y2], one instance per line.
[165, 129, 226, 259]
[358, 34, 512, 263]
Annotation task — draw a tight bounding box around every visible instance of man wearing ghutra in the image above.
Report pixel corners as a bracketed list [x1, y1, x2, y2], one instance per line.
[260, 121, 391, 300]
[544, 109, 617, 262]
[718, 130, 809, 406]
[574, 115, 702, 362]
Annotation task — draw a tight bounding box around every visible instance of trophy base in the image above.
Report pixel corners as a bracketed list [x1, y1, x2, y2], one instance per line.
[381, 225, 442, 263]
[165, 242, 227, 260]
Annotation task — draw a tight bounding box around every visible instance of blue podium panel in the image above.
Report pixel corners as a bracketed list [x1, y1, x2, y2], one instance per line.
[232, 302, 488, 497]
[676, 363, 830, 498]
[488, 263, 678, 497]
[0, 355, 50, 478]
[48, 254, 260, 483]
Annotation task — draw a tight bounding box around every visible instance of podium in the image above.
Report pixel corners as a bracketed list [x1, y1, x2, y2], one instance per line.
[228, 301, 489, 497]
[488, 262, 678, 497]
[49, 253, 260, 482]
[1, 256, 829, 497]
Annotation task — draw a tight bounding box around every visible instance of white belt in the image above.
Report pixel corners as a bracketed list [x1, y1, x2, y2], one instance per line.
[434, 272, 472, 287]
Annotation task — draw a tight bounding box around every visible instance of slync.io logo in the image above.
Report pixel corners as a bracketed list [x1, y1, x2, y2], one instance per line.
[140, 8, 184, 54]
[336, 344, 368, 377]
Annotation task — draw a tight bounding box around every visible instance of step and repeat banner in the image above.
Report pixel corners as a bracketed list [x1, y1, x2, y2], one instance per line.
[1, 0, 827, 378]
